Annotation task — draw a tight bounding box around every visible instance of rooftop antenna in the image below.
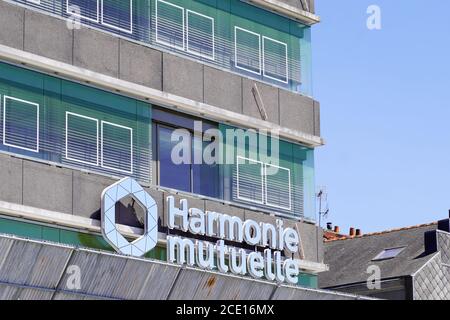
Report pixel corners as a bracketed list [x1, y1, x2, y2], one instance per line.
[317, 186, 330, 229]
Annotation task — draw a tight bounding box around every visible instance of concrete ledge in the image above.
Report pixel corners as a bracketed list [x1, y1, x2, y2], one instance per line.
[242, 0, 320, 25]
[0, 44, 324, 147]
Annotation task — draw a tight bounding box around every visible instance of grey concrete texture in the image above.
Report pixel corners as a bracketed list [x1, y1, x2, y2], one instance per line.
[162, 53, 204, 102]
[0, 3, 319, 137]
[72, 171, 115, 220]
[313, 100, 321, 137]
[0, 153, 23, 204]
[73, 27, 119, 78]
[24, 10, 73, 64]
[22, 161, 73, 214]
[0, 1, 24, 50]
[242, 78, 279, 123]
[119, 39, 163, 90]
[203, 66, 242, 114]
[279, 90, 314, 134]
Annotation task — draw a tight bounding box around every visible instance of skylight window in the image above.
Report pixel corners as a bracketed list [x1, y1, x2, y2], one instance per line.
[372, 247, 406, 261]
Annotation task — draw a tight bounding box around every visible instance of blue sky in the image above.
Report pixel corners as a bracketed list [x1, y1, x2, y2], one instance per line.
[313, 0, 450, 233]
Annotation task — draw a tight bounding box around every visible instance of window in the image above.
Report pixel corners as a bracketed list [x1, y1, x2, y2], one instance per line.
[263, 36, 288, 83]
[236, 156, 292, 210]
[236, 156, 264, 204]
[101, 0, 133, 34]
[186, 10, 215, 60]
[65, 112, 99, 166]
[265, 164, 291, 210]
[66, 0, 100, 23]
[3, 96, 39, 153]
[157, 125, 191, 193]
[372, 247, 406, 261]
[234, 27, 261, 75]
[154, 110, 220, 198]
[155, 0, 185, 50]
[101, 121, 133, 174]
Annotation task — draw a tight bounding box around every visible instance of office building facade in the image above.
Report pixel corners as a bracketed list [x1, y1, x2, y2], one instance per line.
[0, 0, 370, 299]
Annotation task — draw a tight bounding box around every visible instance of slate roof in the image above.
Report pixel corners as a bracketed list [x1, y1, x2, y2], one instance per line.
[319, 223, 438, 288]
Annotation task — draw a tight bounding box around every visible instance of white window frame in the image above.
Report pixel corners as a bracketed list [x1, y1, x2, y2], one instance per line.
[155, 0, 185, 51]
[26, 0, 41, 4]
[66, 0, 100, 23]
[65, 112, 99, 166]
[264, 163, 292, 211]
[262, 36, 289, 84]
[2, 95, 40, 153]
[234, 26, 261, 75]
[186, 9, 215, 61]
[101, 120, 133, 174]
[236, 156, 264, 205]
[100, 0, 133, 34]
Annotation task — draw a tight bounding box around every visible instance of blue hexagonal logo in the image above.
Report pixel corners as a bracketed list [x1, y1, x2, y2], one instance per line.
[101, 177, 158, 257]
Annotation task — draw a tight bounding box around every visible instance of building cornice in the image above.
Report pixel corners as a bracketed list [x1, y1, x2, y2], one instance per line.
[0, 45, 324, 147]
[242, 0, 320, 25]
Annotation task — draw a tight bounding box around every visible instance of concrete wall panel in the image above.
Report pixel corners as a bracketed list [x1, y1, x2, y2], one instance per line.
[22, 161, 73, 214]
[163, 53, 204, 102]
[279, 90, 314, 135]
[204, 66, 242, 114]
[242, 79, 279, 123]
[313, 100, 321, 137]
[72, 171, 115, 220]
[73, 27, 119, 77]
[0, 154, 23, 204]
[119, 39, 162, 90]
[24, 10, 73, 64]
[0, 1, 24, 50]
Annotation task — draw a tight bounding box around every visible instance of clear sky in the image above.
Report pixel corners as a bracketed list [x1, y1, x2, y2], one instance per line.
[313, 0, 450, 233]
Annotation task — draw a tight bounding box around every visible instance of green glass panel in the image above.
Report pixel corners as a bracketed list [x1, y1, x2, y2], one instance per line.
[298, 273, 318, 289]
[42, 227, 61, 243]
[0, 218, 42, 239]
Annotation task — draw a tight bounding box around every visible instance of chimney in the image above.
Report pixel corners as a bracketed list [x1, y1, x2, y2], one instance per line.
[437, 210, 450, 232]
[334, 226, 340, 234]
[326, 222, 333, 231]
[349, 227, 356, 237]
[356, 229, 362, 236]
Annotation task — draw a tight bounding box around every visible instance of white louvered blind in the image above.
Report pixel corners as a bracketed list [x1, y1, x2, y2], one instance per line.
[265, 164, 291, 210]
[65, 112, 98, 165]
[3, 96, 39, 153]
[101, 121, 133, 174]
[235, 27, 261, 75]
[236, 156, 264, 204]
[186, 10, 214, 60]
[263, 36, 288, 83]
[101, 0, 133, 33]
[155, 0, 184, 50]
[67, 0, 99, 22]
[234, 156, 293, 213]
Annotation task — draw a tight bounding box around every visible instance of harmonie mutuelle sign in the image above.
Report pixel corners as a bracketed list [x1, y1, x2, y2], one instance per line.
[101, 177, 300, 285]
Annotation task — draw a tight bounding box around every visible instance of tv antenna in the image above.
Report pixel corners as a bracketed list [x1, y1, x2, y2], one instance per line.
[317, 186, 330, 228]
